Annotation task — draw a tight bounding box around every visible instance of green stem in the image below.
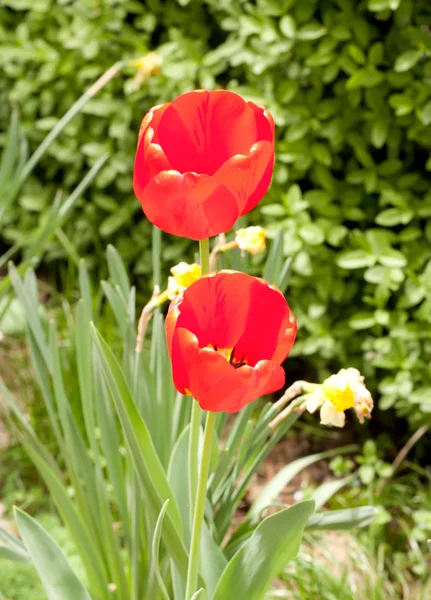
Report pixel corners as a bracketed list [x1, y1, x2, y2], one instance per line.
[199, 238, 210, 275]
[188, 238, 210, 523]
[185, 411, 216, 599]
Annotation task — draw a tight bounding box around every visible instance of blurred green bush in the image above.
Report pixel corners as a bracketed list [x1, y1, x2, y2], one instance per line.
[1, 0, 431, 425]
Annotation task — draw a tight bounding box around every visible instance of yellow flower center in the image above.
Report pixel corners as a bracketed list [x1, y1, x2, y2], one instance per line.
[206, 345, 247, 369]
[322, 375, 355, 412]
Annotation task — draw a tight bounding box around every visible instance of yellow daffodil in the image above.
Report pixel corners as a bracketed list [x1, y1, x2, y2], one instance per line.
[167, 262, 201, 299]
[235, 226, 266, 255]
[305, 368, 373, 428]
[131, 52, 162, 77]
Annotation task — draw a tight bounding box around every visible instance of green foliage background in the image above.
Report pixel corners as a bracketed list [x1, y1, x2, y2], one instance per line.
[1, 0, 431, 424]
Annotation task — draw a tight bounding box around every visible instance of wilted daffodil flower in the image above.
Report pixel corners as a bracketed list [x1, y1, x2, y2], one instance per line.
[235, 226, 266, 255]
[136, 262, 201, 353]
[131, 52, 162, 88]
[151, 262, 201, 307]
[305, 368, 373, 428]
[210, 226, 266, 270]
[167, 262, 201, 300]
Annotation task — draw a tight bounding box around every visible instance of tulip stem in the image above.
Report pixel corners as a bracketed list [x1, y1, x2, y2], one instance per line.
[188, 239, 211, 523]
[185, 410, 216, 599]
[199, 238, 210, 274]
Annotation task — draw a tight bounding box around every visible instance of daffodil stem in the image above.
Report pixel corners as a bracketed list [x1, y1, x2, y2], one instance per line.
[185, 410, 216, 599]
[188, 240, 210, 525]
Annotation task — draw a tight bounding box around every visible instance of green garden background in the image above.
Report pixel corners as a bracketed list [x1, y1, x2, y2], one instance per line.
[1, 0, 431, 597]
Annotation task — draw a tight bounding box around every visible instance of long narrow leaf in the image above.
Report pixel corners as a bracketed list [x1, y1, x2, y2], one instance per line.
[212, 501, 314, 600]
[15, 508, 92, 600]
[306, 506, 377, 531]
[151, 500, 171, 600]
[92, 325, 188, 578]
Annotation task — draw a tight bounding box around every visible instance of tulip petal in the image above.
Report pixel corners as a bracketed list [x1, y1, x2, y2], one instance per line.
[271, 315, 298, 365]
[192, 353, 284, 413]
[234, 279, 294, 367]
[191, 349, 252, 413]
[175, 272, 253, 350]
[248, 101, 275, 143]
[214, 141, 274, 214]
[170, 326, 199, 395]
[165, 298, 182, 358]
[156, 90, 260, 176]
[137, 171, 239, 240]
[257, 362, 285, 397]
[134, 104, 171, 191]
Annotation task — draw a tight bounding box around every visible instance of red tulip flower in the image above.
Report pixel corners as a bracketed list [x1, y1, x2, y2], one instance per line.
[133, 90, 275, 240]
[165, 271, 297, 413]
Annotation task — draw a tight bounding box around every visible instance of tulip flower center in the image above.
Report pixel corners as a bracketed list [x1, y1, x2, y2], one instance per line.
[210, 344, 248, 369]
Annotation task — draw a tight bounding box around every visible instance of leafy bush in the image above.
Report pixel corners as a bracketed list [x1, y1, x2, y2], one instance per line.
[1, 0, 431, 423]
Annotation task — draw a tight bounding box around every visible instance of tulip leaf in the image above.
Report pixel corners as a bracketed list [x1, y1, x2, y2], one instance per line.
[311, 475, 355, 511]
[190, 589, 205, 600]
[0, 545, 31, 563]
[263, 229, 284, 284]
[151, 500, 171, 600]
[14, 508, 91, 600]
[212, 501, 314, 600]
[306, 506, 377, 530]
[0, 525, 31, 563]
[248, 445, 356, 523]
[106, 243, 130, 303]
[168, 424, 192, 546]
[92, 325, 188, 577]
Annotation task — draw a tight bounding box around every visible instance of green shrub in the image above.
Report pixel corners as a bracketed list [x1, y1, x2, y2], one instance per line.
[1, 0, 431, 424]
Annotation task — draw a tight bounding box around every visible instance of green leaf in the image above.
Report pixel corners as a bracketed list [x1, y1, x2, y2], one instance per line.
[389, 93, 414, 116]
[375, 207, 413, 226]
[279, 15, 296, 38]
[378, 249, 407, 268]
[337, 250, 375, 269]
[151, 500, 171, 600]
[0, 525, 30, 563]
[0, 296, 26, 335]
[306, 506, 377, 530]
[296, 23, 326, 41]
[14, 508, 91, 600]
[311, 143, 332, 166]
[248, 447, 354, 523]
[346, 67, 384, 89]
[263, 230, 285, 284]
[349, 312, 376, 330]
[298, 223, 325, 246]
[91, 326, 188, 577]
[311, 476, 355, 511]
[417, 100, 431, 126]
[394, 50, 422, 72]
[201, 523, 228, 600]
[213, 502, 314, 600]
[287, 121, 309, 142]
[371, 120, 388, 148]
[107, 244, 130, 303]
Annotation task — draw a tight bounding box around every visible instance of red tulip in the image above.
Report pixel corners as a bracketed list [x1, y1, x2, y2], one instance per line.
[165, 271, 296, 413]
[133, 90, 275, 240]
